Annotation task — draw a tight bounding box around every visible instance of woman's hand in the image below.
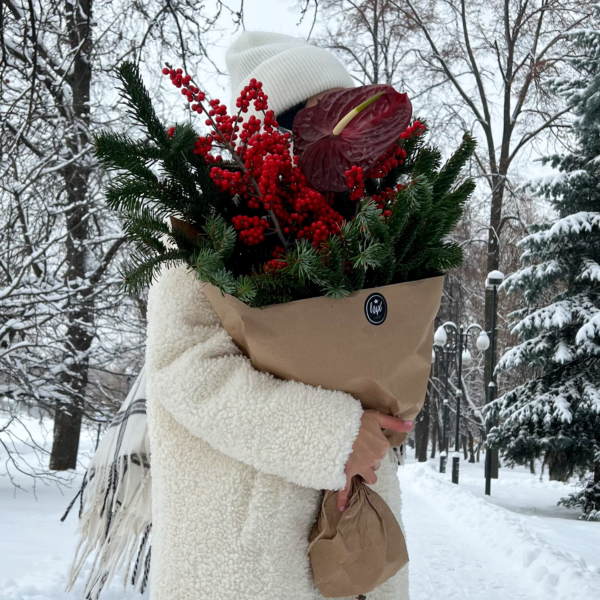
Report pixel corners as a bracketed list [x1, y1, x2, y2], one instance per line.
[337, 410, 414, 512]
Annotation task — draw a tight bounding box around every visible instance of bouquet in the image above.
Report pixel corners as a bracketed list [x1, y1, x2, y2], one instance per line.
[98, 62, 475, 597]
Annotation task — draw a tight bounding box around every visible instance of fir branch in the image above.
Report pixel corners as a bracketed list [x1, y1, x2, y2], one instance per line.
[94, 132, 162, 180]
[121, 248, 189, 295]
[433, 133, 476, 199]
[117, 62, 170, 145]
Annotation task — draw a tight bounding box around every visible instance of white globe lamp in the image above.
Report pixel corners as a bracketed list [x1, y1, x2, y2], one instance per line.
[461, 349, 473, 367]
[486, 270, 505, 287]
[433, 326, 447, 347]
[476, 331, 490, 351]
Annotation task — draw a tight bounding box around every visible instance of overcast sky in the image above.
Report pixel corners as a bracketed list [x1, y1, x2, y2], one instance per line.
[239, 0, 316, 37]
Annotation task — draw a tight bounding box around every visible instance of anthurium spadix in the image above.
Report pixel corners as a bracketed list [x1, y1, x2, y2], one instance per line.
[293, 84, 413, 192]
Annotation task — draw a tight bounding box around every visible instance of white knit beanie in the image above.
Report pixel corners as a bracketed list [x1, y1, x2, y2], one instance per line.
[226, 31, 354, 118]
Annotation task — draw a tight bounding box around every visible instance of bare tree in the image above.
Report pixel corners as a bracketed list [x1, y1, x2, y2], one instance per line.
[390, 0, 595, 389]
[0, 0, 236, 471]
[301, 0, 421, 87]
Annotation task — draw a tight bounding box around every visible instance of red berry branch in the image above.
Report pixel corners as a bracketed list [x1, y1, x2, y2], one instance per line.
[163, 65, 291, 248]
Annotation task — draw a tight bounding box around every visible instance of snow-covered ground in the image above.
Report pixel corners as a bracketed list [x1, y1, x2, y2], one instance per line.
[400, 457, 600, 600]
[1, 417, 599, 600]
[0, 417, 141, 600]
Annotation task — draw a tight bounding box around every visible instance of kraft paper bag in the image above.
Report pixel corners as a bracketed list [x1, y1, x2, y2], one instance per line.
[307, 477, 408, 598]
[202, 274, 443, 597]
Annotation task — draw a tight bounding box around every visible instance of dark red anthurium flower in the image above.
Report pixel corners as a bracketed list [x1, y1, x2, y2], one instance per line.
[293, 84, 412, 192]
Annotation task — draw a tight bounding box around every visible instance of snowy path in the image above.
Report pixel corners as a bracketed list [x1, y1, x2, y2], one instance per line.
[400, 461, 600, 600]
[402, 469, 531, 600]
[1, 418, 600, 599]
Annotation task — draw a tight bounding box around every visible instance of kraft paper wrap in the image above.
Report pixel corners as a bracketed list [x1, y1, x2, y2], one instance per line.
[307, 478, 408, 598]
[203, 276, 444, 447]
[202, 275, 443, 597]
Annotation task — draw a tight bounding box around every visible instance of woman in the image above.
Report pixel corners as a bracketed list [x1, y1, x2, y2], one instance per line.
[146, 31, 413, 600]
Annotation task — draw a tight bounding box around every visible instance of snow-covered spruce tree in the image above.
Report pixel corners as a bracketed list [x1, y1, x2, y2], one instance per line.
[487, 27, 600, 517]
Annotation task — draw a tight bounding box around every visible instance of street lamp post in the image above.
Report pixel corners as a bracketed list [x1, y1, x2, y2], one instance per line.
[453, 327, 464, 485]
[434, 321, 489, 483]
[484, 270, 504, 495]
[433, 326, 450, 473]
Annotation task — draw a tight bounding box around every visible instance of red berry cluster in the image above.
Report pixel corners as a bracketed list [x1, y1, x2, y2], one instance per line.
[162, 65, 241, 153]
[368, 143, 407, 179]
[163, 67, 205, 100]
[167, 126, 175, 138]
[298, 218, 337, 246]
[235, 79, 269, 113]
[231, 215, 266, 245]
[193, 135, 213, 157]
[366, 121, 424, 179]
[372, 184, 406, 218]
[210, 167, 245, 194]
[207, 98, 243, 147]
[219, 84, 345, 248]
[400, 120, 425, 140]
[345, 166, 365, 201]
[264, 246, 288, 272]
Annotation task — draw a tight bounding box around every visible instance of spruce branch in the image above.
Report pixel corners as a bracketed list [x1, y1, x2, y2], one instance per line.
[117, 62, 170, 145]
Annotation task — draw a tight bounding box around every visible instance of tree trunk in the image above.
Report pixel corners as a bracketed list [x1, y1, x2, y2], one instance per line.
[430, 418, 437, 458]
[468, 431, 475, 463]
[416, 389, 431, 462]
[549, 465, 569, 481]
[462, 435, 468, 460]
[49, 0, 94, 471]
[49, 408, 83, 470]
[548, 453, 571, 482]
[414, 428, 420, 458]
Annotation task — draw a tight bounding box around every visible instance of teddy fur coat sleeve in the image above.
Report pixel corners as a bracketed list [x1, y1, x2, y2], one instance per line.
[146, 265, 364, 491]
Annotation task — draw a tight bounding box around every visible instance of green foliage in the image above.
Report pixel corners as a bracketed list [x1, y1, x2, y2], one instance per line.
[98, 61, 476, 307]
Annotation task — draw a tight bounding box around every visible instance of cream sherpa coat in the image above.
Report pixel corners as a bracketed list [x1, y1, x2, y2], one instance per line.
[146, 265, 410, 600]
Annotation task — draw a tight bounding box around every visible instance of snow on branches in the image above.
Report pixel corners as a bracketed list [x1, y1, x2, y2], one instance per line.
[518, 211, 600, 248]
[488, 26, 600, 503]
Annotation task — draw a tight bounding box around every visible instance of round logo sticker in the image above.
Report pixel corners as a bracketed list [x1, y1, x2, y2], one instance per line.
[364, 293, 387, 325]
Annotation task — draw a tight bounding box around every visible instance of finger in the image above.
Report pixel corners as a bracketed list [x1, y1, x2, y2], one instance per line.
[360, 469, 378, 485]
[372, 460, 381, 472]
[373, 414, 414, 432]
[337, 476, 351, 512]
